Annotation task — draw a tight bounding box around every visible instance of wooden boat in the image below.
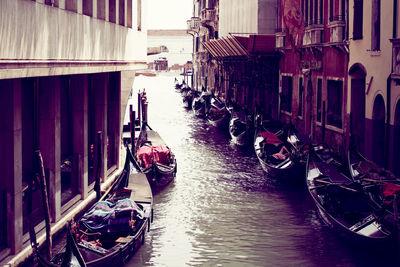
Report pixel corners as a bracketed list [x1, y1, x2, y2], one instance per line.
[206, 97, 229, 128]
[175, 81, 184, 91]
[192, 92, 211, 117]
[31, 146, 153, 266]
[182, 89, 194, 109]
[135, 123, 177, 189]
[306, 144, 392, 244]
[347, 146, 400, 233]
[254, 120, 307, 179]
[228, 108, 252, 146]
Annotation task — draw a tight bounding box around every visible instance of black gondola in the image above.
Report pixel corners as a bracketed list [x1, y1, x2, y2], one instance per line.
[182, 89, 194, 109]
[135, 123, 177, 189]
[306, 144, 392, 244]
[192, 92, 211, 117]
[347, 146, 400, 233]
[228, 108, 252, 146]
[253, 119, 307, 179]
[206, 97, 229, 128]
[31, 146, 153, 266]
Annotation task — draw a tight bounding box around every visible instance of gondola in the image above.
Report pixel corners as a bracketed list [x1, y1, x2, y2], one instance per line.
[206, 97, 229, 128]
[192, 92, 211, 117]
[135, 122, 177, 188]
[306, 144, 392, 244]
[253, 119, 307, 179]
[174, 80, 185, 92]
[228, 108, 252, 146]
[182, 88, 194, 109]
[31, 146, 153, 266]
[347, 146, 400, 234]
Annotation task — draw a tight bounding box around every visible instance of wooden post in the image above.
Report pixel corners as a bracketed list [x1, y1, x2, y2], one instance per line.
[143, 102, 148, 123]
[34, 150, 52, 260]
[94, 131, 102, 201]
[322, 101, 326, 143]
[137, 92, 141, 127]
[130, 105, 136, 155]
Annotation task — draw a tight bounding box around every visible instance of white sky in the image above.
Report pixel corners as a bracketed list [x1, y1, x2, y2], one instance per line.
[146, 0, 193, 29]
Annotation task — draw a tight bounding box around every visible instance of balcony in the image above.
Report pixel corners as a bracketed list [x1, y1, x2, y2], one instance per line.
[187, 17, 201, 33]
[303, 22, 324, 46]
[328, 16, 346, 43]
[201, 8, 216, 26]
[390, 39, 400, 78]
[275, 29, 286, 49]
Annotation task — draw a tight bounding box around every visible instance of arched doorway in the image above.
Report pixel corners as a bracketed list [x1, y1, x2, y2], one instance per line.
[372, 94, 386, 167]
[393, 102, 400, 176]
[349, 63, 366, 153]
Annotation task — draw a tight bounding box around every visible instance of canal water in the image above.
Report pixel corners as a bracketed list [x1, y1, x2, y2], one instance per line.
[128, 74, 399, 267]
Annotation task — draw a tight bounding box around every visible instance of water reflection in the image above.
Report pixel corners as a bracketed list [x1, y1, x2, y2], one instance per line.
[128, 74, 399, 267]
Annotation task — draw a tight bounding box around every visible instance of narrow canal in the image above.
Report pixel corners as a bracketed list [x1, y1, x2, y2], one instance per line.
[128, 74, 399, 267]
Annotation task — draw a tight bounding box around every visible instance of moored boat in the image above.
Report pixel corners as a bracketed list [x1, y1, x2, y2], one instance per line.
[192, 92, 211, 117]
[135, 123, 177, 189]
[254, 119, 307, 179]
[206, 97, 229, 128]
[182, 89, 194, 109]
[31, 146, 153, 266]
[228, 108, 252, 146]
[306, 144, 392, 244]
[347, 146, 400, 234]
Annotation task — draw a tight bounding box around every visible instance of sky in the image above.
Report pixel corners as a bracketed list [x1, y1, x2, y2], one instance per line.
[146, 0, 193, 29]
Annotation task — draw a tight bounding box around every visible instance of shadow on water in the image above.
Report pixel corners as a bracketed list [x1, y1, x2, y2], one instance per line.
[127, 74, 400, 267]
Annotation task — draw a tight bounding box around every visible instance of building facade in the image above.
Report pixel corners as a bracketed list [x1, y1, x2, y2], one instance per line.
[0, 0, 146, 265]
[277, 0, 350, 155]
[349, 0, 400, 176]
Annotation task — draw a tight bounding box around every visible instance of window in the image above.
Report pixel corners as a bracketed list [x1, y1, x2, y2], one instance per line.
[320, 0, 323, 23]
[109, 0, 116, 23]
[83, 0, 93, 16]
[119, 0, 125, 26]
[317, 78, 322, 122]
[353, 0, 363, 39]
[371, 0, 381, 51]
[329, 0, 334, 21]
[127, 0, 132, 28]
[327, 80, 343, 128]
[137, 0, 142, 31]
[66, 0, 77, 12]
[298, 77, 304, 117]
[281, 76, 293, 113]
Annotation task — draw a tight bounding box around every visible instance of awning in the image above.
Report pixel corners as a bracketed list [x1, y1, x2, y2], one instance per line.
[202, 35, 248, 59]
[202, 34, 276, 60]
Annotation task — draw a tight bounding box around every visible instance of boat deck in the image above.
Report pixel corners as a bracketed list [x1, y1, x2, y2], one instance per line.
[128, 172, 153, 204]
[146, 130, 166, 146]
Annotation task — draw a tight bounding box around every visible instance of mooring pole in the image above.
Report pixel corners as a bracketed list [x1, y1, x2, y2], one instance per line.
[322, 101, 326, 143]
[35, 150, 52, 260]
[130, 105, 136, 155]
[137, 92, 141, 127]
[94, 131, 102, 201]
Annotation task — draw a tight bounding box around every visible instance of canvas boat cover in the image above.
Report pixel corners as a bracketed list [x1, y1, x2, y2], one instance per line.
[382, 182, 400, 204]
[137, 144, 172, 168]
[261, 131, 283, 145]
[80, 199, 145, 234]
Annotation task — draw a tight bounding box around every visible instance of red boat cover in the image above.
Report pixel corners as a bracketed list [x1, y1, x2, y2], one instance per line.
[261, 132, 283, 145]
[153, 144, 172, 165]
[382, 182, 400, 203]
[137, 144, 171, 168]
[137, 145, 154, 168]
